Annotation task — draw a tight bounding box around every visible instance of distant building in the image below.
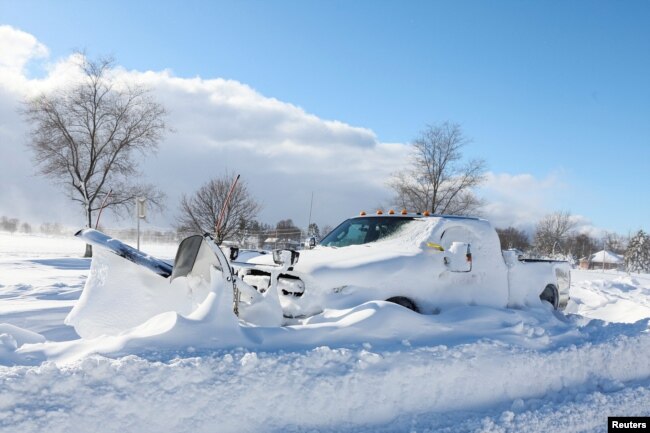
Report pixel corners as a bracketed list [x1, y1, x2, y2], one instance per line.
[587, 250, 623, 270]
[263, 237, 302, 250]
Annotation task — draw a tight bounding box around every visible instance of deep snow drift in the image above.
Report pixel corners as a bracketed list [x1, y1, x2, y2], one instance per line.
[0, 232, 649, 432]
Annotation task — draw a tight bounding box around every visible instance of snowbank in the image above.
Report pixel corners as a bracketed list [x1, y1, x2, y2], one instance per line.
[566, 269, 650, 323]
[65, 250, 212, 338]
[0, 324, 45, 365]
[2, 236, 650, 432]
[3, 327, 650, 433]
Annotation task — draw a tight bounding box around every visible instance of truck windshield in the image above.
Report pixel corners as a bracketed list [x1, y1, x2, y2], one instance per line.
[320, 217, 414, 247]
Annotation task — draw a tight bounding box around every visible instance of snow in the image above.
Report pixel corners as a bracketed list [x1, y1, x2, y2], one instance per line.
[590, 250, 623, 264]
[64, 250, 204, 339]
[1, 231, 650, 432]
[565, 269, 650, 323]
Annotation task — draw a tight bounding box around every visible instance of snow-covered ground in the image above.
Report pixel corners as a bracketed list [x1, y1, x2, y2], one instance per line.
[0, 231, 649, 432]
[566, 270, 650, 323]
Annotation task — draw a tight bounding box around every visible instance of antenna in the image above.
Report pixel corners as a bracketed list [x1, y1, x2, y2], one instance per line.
[307, 191, 314, 234]
[94, 188, 113, 229]
[215, 174, 240, 243]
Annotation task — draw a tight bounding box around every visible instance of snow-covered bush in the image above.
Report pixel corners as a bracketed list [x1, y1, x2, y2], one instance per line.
[625, 230, 650, 273]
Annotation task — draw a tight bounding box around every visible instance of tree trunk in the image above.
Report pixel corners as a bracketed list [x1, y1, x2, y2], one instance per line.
[84, 205, 93, 258]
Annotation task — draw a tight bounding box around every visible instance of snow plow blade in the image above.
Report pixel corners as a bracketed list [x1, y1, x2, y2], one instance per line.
[169, 233, 241, 314]
[169, 234, 237, 295]
[171, 235, 216, 280]
[75, 228, 173, 278]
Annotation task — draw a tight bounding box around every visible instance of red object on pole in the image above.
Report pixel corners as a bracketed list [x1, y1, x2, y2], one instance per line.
[215, 174, 240, 243]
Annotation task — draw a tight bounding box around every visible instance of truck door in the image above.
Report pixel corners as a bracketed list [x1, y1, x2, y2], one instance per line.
[440, 226, 474, 273]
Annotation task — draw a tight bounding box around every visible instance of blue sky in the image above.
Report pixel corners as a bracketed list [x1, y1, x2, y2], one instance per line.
[1, 0, 649, 234]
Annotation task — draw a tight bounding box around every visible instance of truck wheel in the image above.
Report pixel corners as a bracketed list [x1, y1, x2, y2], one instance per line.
[539, 284, 559, 310]
[386, 296, 419, 313]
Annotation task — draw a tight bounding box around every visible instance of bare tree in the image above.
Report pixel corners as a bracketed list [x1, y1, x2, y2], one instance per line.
[0, 216, 19, 233]
[602, 231, 628, 255]
[566, 232, 598, 259]
[247, 220, 273, 249]
[533, 211, 577, 257]
[388, 122, 486, 215]
[321, 224, 334, 238]
[176, 174, 261, 244]
[307, 223, 321, 239]
[275, 219, 302, 245]
[22, 55, 167, 256]
[496, 226, 530, 251]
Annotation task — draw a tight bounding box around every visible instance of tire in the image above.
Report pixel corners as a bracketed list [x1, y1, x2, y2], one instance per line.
[539, 284, 559, 309]
[386, 296, 419, 313]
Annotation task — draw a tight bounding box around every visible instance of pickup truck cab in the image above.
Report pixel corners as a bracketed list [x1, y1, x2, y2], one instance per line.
[236, 213, 570, 319]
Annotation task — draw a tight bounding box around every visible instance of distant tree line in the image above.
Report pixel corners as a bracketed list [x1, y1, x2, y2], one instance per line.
[176, 210, 326, 250]
[494, 211, 650, 274]
[174, 172, 336, 249]
[0, 216, 20, 233]
[496, 210, 630, 260]
[0, 216, 74, 235]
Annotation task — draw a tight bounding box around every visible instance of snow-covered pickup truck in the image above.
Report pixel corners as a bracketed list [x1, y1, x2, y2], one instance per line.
[70, 213, 570, 336]
[234, 213, 570, 319]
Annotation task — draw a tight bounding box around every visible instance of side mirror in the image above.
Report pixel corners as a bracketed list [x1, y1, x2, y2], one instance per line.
[273, 249, 300, 266]
[308, 237, 317, 249]
[229, 247, 239, 261]
[444, 242, 472, 272]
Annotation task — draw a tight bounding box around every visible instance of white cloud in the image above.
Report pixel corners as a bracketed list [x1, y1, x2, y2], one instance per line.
[0, 25, 48, 75]
[0, 26, 409, 230]
[478, 171, 600, 236]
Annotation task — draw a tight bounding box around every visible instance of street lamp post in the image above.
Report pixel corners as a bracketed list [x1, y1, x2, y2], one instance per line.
[136, 197, 146, 250]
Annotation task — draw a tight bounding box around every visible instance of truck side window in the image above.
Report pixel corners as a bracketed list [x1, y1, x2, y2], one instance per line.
[440, 226, 474, 249]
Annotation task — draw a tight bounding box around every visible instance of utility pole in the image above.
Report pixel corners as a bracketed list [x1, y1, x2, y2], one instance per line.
[136, 197, 146, 250]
